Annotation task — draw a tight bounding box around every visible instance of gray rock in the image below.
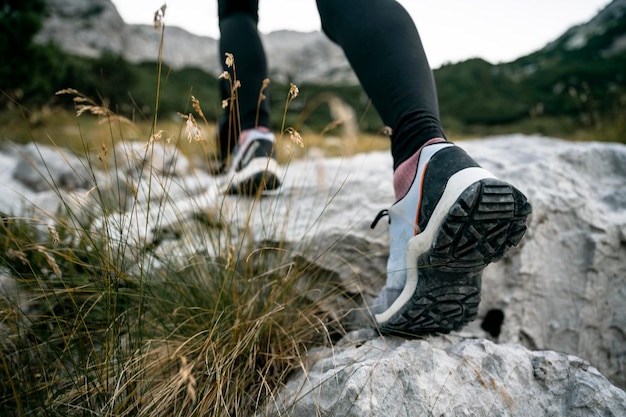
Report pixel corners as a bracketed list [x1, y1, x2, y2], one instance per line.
[35, 0, 626, 86]
[74, 134, 623, 390]
[226, 135, 626, 390]
[113, 140, 192, 179]
[0, 151, 33, 215]
[258, 331, 626, 417]
[2, 140, 213, 220]
[1, 134, 625, 403]
[34, 0, 219, 74]
[35, 0, 357, 84]
[11, 142, 93, 193]
[3, 142, 99, 231]
[3, 142, 105, 231]
[35, 0, 126, 59]
[463, 137, 626, 390]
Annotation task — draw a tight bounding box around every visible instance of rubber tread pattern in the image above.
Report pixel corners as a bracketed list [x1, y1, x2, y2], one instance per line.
[417, 146, 481, 233]
[380, 178, 531, 336]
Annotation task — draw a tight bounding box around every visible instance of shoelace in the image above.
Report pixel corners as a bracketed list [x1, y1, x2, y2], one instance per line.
[370, 209, 389, 229]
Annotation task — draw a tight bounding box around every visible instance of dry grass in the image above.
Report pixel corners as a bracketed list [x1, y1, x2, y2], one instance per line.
[0, 103, 347, 416]
[0, 1, 442, 413]
[0, 104, 390, 171]
[0, 6, 359, 415]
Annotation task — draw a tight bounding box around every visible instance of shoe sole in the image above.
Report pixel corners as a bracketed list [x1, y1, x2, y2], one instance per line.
[376, 168, 531, 336]
[225, 158, 282, 195]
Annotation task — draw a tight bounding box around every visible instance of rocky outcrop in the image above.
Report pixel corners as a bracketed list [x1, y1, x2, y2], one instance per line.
[35, 0, 219, 71]
[35, 0, 626, 85]
[257, 329, 626, 416]
[221, 135, 626, 390]
[35, 0, 357, 84]
[466, 137, 626, 390]
[1, 135, 625, 406]
[554, 0, 626, 55]
[35, 0, 127, 58]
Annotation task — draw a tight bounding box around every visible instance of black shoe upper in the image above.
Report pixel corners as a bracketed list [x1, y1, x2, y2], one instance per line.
[233, 138, 277, 172]
[417, 146, 480, 233]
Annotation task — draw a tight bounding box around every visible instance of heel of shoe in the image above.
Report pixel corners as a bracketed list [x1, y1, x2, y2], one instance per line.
[378, 178, 531, 336]
[428, 178, 531, 269]
[225, 157, 281, 195]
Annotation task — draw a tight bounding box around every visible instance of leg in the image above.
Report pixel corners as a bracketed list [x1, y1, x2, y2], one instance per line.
[317, 0, 531, 335]
[217, 0, 271, 161]
[316, 0, 443, 172]
[216, 0, 280, 194]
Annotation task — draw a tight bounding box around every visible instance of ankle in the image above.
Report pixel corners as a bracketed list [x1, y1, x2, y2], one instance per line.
[393, 138, 446, 199]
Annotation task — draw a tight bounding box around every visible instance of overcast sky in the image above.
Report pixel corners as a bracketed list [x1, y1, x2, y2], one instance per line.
[110, 0, 612, 68]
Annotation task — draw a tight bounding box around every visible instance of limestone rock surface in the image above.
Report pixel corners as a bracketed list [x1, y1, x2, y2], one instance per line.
[1, 135, 625, 397]
[257, 330, 626, 417]
[224, 135, 626, 389]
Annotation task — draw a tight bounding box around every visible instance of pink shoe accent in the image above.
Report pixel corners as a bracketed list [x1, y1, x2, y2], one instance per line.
[239, 126, 271, 146]
[393, 138, 446, 200]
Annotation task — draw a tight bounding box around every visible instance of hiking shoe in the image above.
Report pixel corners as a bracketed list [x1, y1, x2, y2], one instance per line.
[223, 129, 282, 195]
[370, 142, 531, 336]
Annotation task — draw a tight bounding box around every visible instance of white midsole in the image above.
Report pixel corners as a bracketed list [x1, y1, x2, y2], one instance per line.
[225, 158, 280, 189]
[375, 167, 496, 324]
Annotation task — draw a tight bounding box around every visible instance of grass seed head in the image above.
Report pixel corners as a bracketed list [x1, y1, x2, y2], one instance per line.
[184, 113, 203, 143]
[289, 83, 300, 100]
[154, 4, 167, 29]
[35, 245, 62, 278]
[47, 225, 60, 247]
[7, 248, 28, 265]
[225, 52, 235, 68]
[261, 78, 270, 94]
[285, 127, 304, 148]
[191, 95, 205, 119]
[147, 129, 164, 147]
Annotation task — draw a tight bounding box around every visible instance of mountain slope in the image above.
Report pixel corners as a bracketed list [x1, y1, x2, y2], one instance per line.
[435, 0, 626, 128]
[35, 0, 625, 89]
[34, 0, 356, 85]
[545, 0, 626, 58]
[31, 0, 626, 137]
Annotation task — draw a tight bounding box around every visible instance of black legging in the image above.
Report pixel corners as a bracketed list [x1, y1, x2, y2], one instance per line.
[218, 0, 446, 169]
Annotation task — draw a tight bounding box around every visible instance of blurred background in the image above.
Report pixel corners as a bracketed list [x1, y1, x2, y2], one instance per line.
[1, 0, 624, 151]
